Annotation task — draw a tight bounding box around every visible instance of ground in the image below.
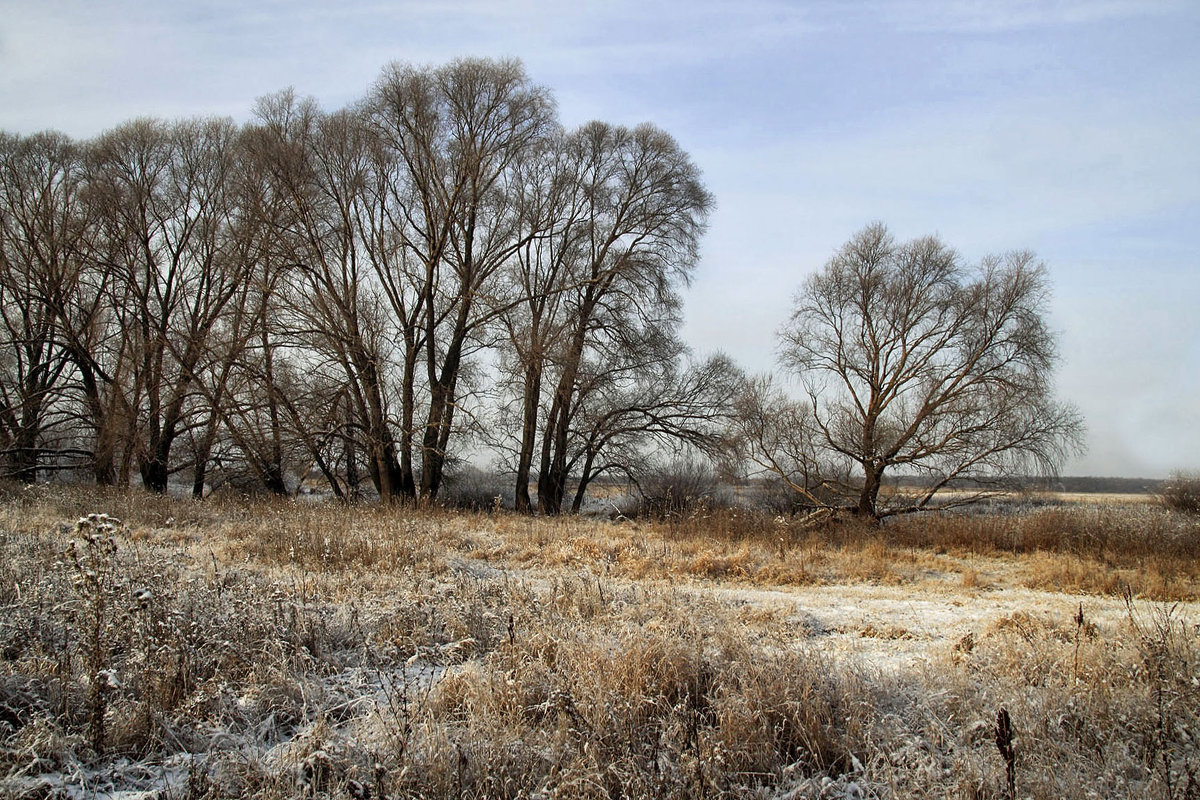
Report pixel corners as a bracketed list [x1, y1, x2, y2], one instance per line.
[0, 486, 1197, 799]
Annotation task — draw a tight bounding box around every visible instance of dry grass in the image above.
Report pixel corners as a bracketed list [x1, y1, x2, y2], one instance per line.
[0, 483, 1198, 798]
[527, 500, 1200, 600]
[884, 505, 1200, 600]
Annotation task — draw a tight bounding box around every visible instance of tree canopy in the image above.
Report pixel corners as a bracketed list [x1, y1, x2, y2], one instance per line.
[744, 223, 1084, 518]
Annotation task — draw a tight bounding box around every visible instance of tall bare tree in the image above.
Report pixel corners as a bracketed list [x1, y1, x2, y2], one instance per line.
[765, 223, 1083, 518]
[364, 57, 557, 500]
[85, 117, 249, 492]
[533, 122, 713, 514]
[184, 120, 294, 497]
[247, 92, 410, 500]
[493, 129, 591, 511]
[0, 132, 90, 480]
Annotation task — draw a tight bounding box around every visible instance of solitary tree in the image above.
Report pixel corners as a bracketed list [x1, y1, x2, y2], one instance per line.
[762, 223, 1083, 518]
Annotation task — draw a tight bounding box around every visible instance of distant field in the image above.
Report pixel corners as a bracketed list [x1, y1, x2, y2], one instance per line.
[918, 489, 1159, 506]
[586, 478, 1165, 513]
[1042, 490, 1158, 504]
[0, 484, 1196, 799]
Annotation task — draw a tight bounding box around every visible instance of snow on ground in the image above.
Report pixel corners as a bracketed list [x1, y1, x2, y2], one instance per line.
[693, 581, 1152, 671]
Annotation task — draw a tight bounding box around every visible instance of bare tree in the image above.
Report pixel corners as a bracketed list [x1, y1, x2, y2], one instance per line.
[246, 93, 410, 500]
[533, 122, 713, 514]
[184, 120, 294, 497]
[493, 129, 591, 511]
[364, 57, 556, 500]
[733, 375, 844, 510]
[84, 117, 250, 492]
[565, 353, 744, 512]
[764, 223, 1083, 518]
[0, 132, 90, 480]
[215, 91, 351, 499]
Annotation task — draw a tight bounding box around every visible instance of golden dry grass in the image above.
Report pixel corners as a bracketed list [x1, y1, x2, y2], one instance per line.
[0, 483, 1197, 798]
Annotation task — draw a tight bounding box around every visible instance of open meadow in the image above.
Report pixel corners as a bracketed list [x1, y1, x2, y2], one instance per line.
[0, 484, 1198, 799]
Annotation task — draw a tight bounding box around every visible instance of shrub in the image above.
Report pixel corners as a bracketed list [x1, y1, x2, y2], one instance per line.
[630, 458, 730, 518]
[439, 465, 512, 511]
[1161, 470, 1200, 514]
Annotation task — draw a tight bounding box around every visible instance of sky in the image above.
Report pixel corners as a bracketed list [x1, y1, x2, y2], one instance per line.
[1, 0, 1197, 478]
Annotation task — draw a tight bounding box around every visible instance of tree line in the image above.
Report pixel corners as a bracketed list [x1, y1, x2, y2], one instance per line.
[0, 57, 1082, 517]
[0, 58, 744, 510]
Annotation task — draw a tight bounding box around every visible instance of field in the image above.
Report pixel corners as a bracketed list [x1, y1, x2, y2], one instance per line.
[0, 484, 1198, 799]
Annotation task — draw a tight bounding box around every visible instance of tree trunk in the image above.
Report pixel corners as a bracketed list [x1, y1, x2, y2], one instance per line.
[8, 372, 47, 483]
[141, 379, 190, 493]
[93, 423, 117, 486]
[570, 448, 598, 514]
[7, 427, 39, 484]
[514, 367, 541, 513]
[192, 418, 214, 499]
[857, 461, 884, 519]
[537, 384, 570, 515]
[141, 452, 170, 494]
[537, 292, 595, 515]
[398, 344, 418, 499]
[6, 390, 43, 483]
[76, 364, 118, 485]
[538, 390, 573, 515]
[261, 328, 289, 496]
[345, 428, 360, 501]
[355, 357, 403, 502]
[420, 339, 465, 501]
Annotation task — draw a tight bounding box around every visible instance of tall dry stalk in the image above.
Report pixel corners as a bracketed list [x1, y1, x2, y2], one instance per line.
[995, 706, 1017, 800]
[66, 513, 123, 753]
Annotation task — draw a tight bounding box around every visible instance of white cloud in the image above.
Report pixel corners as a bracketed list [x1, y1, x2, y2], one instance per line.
[691, 90, 1200, 258]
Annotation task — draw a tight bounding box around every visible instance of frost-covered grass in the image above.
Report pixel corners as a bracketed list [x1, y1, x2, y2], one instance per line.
[0, 483, 1197, 798]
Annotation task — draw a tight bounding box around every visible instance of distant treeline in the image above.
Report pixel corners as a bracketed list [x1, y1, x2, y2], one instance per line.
[1050, 476, 1164, 494]
[886, 474, 1163, 494]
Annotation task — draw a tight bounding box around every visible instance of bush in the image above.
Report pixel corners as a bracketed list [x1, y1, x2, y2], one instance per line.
[1161, 471, 1200, 514]
[630, 458, 730, 518]
[439, 465, 510, 511]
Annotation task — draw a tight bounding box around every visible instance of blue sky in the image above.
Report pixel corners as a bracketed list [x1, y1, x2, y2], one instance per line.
[2, 0, 1197, 477]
